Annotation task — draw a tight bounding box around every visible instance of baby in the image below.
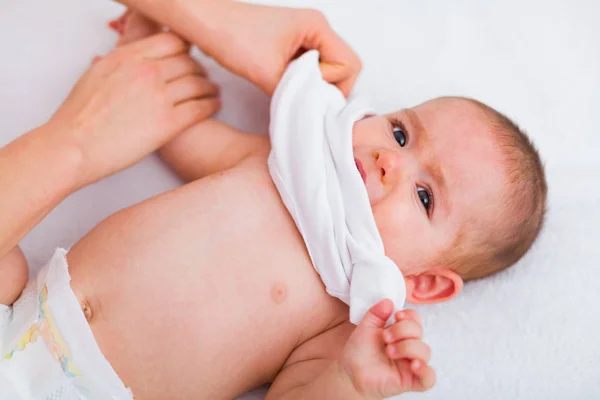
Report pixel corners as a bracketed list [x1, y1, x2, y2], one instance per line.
[0, 12, 547, 400]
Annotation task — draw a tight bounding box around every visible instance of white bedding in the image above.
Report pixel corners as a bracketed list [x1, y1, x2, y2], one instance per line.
[1, 0, 599, 399]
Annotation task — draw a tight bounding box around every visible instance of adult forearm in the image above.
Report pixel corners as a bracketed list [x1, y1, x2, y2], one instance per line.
[0, 124, 81, 258]
[117, 0, 227, 54]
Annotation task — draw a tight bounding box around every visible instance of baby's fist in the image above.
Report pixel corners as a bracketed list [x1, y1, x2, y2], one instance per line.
[340, 300, 436, 399]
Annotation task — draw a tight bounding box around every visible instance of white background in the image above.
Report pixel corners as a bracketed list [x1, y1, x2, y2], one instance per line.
[1, 0, 599, 399]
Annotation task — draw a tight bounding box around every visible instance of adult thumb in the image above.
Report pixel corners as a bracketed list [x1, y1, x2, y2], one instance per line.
[359, 299, 394, 329]
[319, 61, 350, 85]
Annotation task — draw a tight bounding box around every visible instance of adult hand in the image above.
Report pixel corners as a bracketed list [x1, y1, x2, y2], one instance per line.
[50, 32, 220, 188]
[199, 3, 362, 97]
[120, 0, 362, 97]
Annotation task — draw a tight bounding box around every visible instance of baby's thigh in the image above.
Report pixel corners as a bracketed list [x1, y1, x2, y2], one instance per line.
[0, 246, 28, 305]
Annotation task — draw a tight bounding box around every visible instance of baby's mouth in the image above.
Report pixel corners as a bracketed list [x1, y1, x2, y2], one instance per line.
[355, 158, 367, 184]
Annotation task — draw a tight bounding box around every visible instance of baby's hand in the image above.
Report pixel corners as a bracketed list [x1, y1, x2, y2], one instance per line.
[340, 300, 435, 399]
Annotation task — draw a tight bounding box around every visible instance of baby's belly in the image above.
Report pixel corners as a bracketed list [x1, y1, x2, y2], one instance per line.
[66, 163, 343, 399]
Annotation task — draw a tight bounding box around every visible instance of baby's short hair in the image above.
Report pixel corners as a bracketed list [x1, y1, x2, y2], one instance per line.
[445, 98, 547, 281]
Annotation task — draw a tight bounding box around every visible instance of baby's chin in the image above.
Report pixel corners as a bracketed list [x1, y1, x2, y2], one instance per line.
[378, 242, 408, 275]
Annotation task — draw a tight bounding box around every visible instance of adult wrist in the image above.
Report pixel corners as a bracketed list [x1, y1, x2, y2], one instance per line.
[169, 0, 233, 56]
[33, 121, 86, 192]
[117, 0, 237, 70]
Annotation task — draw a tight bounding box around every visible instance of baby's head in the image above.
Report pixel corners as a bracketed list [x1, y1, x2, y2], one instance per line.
[352, 97, 547, 304]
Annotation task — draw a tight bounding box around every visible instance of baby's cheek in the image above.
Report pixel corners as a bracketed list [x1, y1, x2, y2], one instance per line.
[372, 203, 406, 245]
[365, 181, 385, 206]
[351, 115, 380, 146]
[351, 120, 367, 145]
[373, 203, 434, 265]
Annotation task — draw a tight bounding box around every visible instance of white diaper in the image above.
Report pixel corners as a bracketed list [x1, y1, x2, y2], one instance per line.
[0, 249, 133, 400]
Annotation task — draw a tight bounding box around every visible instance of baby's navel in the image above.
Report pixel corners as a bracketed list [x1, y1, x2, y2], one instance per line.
[81, 300, 93, 322]
[72, 286, 94, 322]
[270, 282, 288, 305]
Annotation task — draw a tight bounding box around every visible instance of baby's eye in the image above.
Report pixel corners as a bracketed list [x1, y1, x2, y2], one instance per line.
[393, 126, 407, 147]
[417, 187, 432, 211]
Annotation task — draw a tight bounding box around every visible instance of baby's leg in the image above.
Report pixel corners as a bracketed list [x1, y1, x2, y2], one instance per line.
[108, 10, 129, 36]
[0, 246, 28, 305]
[109, 10, 162, 46]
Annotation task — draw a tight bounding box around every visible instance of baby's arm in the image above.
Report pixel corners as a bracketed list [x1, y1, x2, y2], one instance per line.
[266, 301, 435, 399]
[266, 321, 362, 400]
[159, 120, 269, 181]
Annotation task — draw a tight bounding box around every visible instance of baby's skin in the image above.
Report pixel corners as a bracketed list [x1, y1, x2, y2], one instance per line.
[8, 13, 508, 400]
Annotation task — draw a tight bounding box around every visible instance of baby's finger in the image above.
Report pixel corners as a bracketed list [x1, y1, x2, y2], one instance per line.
[386, 339, 431, 362]
[395, 309, 423, 326]
[411, 360, 436, 392]
[167, 75, 220, 105]
[383, 319, 423, 344]
[159, 54, 208, 83]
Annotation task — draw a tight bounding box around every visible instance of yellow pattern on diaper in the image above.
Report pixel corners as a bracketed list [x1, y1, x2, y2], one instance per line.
[4, 285, 81, 377]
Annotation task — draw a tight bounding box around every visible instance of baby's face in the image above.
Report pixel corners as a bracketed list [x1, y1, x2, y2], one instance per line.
[352, 98, 508, 275]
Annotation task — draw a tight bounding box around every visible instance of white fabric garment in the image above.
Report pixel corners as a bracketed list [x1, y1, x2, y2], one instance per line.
[268, 51, 406, 325]
[0, 249, 133, 400]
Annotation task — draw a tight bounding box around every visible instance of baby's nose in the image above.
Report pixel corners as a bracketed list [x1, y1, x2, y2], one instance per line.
[376, 149, 401, 180]
[376, 148, 417, 184]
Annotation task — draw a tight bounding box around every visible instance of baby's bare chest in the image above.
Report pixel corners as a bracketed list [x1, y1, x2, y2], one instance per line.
[70, 158, 347, 397]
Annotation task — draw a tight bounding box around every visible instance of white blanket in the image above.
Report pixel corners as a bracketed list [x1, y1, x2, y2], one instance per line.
[1, 0, 599, 399]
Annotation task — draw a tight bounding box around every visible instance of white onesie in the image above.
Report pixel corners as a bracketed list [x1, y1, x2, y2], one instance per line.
[268, 50, 406, 325]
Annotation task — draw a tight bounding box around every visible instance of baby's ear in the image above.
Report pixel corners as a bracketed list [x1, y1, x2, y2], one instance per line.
[404, 268, 463, 305]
